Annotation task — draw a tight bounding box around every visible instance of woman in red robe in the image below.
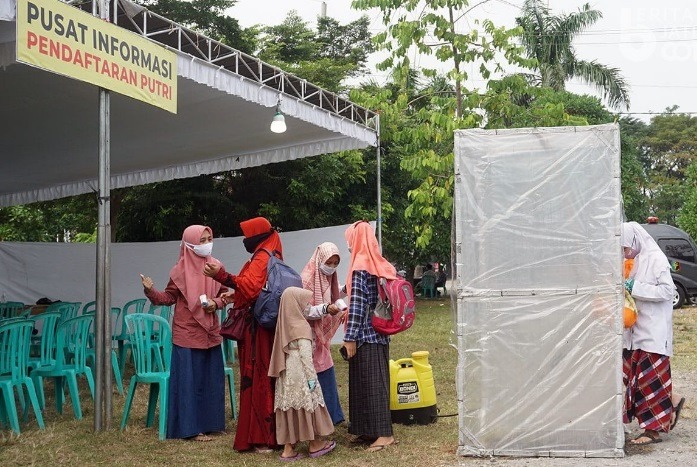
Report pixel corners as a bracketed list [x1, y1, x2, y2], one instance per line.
[204, 216, 283, 452]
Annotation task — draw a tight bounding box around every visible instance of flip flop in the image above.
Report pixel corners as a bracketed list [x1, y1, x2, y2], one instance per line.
[671, 397, 686, 430]
[630, 431, 663, 445]
[350, 435, 375, 444]
[191, 434, 212, 442]
[309, 440, 336, 458]
[279, 453, 305, 462]
[367, 439, 399, 452]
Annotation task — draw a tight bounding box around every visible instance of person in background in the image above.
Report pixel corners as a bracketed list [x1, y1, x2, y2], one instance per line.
[140, 224, 225, 441]
[269, 287, 336, 461]
[342, 221, 397, 452]
[300, 242, 346, 425]
[621, 221, 680, 445]
[203, 216, 281, 453]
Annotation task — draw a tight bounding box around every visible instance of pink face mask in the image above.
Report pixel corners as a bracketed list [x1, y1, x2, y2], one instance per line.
[624, 247, 639, 259]
[623, 233, 638, 259]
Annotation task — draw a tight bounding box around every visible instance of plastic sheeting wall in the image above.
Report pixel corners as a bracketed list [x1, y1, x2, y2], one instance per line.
[454, 124, 624, 458]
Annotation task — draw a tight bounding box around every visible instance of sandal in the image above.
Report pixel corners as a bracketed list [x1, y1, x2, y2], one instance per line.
[630, 431, 662, 445]
[279, 452, 305, 462]
[191, 434, 212, 442]
[350, 435, 375, 444]
[309, 440, 336, 458]
[671, 397, 686, 430]
[367, 439, 399, 452]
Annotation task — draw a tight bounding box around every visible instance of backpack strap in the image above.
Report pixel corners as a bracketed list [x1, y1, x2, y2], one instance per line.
[377, 277, 388, 302]
[253, 248, 281, 260]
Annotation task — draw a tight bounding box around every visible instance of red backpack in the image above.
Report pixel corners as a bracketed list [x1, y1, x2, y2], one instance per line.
[371, 278, 416, 335]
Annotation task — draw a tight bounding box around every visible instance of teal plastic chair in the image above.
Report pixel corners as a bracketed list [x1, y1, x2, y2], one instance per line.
[29, 315, 95, 420]
[0, 302, 26, 320]
[84, 307, 124, 396]
[47, 302, 82, 323]
[81, 301, 96, 315]
[27, 311, 61, 409]
[216, 309, 237, 419]
[222, 343, 237, 420]
[420, 274, 436, 298]
[0, 319, 45, 434]
[120, 313, 172, 441]
[114, 298, 147, 374]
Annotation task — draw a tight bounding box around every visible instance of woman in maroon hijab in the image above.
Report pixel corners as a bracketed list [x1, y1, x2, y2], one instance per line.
[204, 216, 283, 452]
[140, 224, 226, 441]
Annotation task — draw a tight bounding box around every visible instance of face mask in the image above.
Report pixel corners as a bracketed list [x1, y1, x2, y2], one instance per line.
[185, 241, 212, 257]
[320, 264, 336, 276]
[624, 247, 638, 259]
[623, 235, 638, 259]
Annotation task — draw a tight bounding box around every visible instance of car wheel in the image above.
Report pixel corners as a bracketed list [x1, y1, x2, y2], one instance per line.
[690, 295, 697, 306]
[673, 285, 686, 309]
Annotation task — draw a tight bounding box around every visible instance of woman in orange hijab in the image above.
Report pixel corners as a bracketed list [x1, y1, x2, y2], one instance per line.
[342, 221, 397, 452]
[203, 216, 282, 453]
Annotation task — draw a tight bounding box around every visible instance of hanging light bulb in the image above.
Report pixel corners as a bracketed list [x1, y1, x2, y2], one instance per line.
[270, 101, 286, 133]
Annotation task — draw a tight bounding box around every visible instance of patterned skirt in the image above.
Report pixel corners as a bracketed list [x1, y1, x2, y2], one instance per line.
[348, 342, 393, 438]
[623, 349, 673, 432]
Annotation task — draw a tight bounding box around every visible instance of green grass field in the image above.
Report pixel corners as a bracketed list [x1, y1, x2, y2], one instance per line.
[1, 299, 694, 466]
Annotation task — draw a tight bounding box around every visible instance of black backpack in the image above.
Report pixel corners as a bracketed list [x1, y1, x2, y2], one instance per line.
[252, 249, 303, 329]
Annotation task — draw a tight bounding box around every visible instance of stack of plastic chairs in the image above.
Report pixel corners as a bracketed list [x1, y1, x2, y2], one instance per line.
[114, 298, 147, 374]
[47, 302, 82, 324]
[120, 313, 172, 440]
[218, 309, 237, 419]
[27, 311, 61, 410]
[29, 315, 95, 419]
[0, 319, 45, 433]
[83, 306, 125, 396]
[0, 301, 26, 320]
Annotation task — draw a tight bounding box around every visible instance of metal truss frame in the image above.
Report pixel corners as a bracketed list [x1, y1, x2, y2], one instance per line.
[79, 0, 378, 129]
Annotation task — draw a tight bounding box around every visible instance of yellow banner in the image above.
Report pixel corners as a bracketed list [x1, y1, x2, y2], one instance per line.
[16, 0, 177, 113]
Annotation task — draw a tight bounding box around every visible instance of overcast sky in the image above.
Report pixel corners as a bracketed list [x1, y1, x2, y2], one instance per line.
[229, 0, 697, 120]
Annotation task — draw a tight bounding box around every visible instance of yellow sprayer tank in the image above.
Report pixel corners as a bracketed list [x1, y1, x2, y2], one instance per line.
[389, 350, 437, 425]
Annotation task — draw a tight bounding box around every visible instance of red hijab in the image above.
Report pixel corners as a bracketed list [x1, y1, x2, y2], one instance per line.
[170, 225, 222, 312]
[344, 221, 396, 296]
[232, 217, 283, 307]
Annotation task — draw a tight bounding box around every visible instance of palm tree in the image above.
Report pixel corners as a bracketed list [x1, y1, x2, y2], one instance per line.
[516, 0, 630, 110]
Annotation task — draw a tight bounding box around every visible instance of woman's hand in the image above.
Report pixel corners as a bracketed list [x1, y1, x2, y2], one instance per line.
[220, 290, 235, 305]
[326, 304, 340, 315]
[140, 274, 153, 291]
[343, 341, 356, 359]
[203, 302, 217, 314]
[203, 262, 221, 277]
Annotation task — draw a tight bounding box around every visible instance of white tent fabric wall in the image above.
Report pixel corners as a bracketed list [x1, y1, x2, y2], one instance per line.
[0, 222, 357, 342]
[454, 124, 624, 458]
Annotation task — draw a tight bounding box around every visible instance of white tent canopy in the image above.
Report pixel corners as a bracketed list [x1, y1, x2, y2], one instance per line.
[0, 0, 377, 430]
[0, 0, 377, 207]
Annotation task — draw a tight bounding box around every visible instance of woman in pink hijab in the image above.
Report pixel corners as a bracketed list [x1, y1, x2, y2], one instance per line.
[140, 225, 226, 441]
[300, 242, 346, 425]
[342, 221, 397, 452]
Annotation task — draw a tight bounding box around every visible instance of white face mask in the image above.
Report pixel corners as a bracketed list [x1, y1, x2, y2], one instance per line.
[320, 264, 336, 276]
[185, 241, 213, 257]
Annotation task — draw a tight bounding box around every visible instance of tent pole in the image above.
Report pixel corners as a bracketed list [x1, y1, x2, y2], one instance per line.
[94, 0, 113, 432]
[376, 115, 382, 250]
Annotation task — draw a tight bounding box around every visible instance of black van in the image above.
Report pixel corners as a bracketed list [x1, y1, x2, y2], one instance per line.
[641, 221, 697, 309]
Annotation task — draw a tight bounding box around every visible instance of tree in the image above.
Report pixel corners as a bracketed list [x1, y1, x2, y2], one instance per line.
[638, 109, 697, 224]
[516, 0, 630, 110]
[137, 0, 253, 52]
[677, 162, 697, 240]
[351, 0, 528, 249]
[255, 11, 373, 91]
